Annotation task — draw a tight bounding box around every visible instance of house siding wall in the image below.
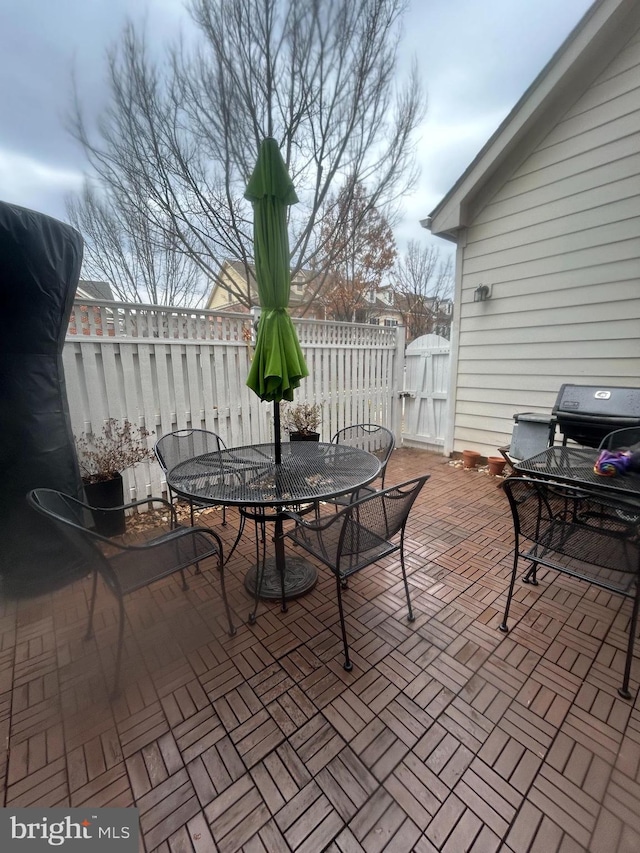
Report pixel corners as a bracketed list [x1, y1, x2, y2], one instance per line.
[453, 27, 640, 456]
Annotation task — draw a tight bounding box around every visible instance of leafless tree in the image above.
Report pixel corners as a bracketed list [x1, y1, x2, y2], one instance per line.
[316, 182, 396, 322]
[393, 241, 454, 340]
[67, 182, 206, 306]
[67, 0, 424, 308]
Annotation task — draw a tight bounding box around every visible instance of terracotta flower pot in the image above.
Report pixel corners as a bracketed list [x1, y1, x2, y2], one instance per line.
[487, 456, 506, 476]
[462, 450, 481, 469]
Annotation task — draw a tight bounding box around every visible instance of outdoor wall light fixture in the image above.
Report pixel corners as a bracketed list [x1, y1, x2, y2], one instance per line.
[474, 284, 492, 302]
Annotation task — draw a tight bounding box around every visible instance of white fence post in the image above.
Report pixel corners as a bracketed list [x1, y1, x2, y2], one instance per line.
[391, 324, 406, 445]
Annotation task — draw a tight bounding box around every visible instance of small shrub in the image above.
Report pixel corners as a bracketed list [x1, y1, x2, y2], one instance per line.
[76, 418, 154, 483]
[281, 402, 322, 435]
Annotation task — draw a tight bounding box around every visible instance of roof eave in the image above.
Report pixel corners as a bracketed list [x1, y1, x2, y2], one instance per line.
[426, 0, 637, 239]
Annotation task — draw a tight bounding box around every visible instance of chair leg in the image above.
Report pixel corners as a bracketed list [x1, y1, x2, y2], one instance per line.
[188, 500, 201, 574]
[179, 569, 188, 591]
[274, 515, 287, 614]
[217, 553, 236, 637]
[619, 583, 640, 699]
[249, 520, 266, 625]
[85, 569, 99, 640]
[399, 545, 414, 622]
[499, 549, 520, 633]
[224, 512, 246, 566]
[335, 575, 353, 671]
[112, 597, 126, 697]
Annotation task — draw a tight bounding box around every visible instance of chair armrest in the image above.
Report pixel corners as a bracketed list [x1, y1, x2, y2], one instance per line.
[80, 494, 175, 516]
[115, 496, 176, 514]
[110, 522, 224, 557]
[84, 496, 179, 543]
[279, 508, 341, 532]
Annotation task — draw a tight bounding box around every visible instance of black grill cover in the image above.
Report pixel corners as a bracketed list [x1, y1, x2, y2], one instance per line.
[0, 202, 85, 595]
[553, 384, 640, 448]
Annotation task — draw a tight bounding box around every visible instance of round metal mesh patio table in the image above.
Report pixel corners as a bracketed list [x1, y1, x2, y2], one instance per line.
[168, 441, 382, 605]
[515, 446, 640, 504]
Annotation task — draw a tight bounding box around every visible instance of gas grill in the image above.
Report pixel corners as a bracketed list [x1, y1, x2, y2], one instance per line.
[553, 384, 640, 448]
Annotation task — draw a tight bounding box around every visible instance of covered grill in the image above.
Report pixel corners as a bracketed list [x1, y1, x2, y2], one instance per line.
[553, 384, 640, 448]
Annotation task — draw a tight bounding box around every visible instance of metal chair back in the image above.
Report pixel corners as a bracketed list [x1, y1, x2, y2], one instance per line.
[155, 429, 227, 475]
[598, 427, 640, 451]
[27, 487, 113, 582]
[330, 424, 395, 489]
[155, 428, 229, 526]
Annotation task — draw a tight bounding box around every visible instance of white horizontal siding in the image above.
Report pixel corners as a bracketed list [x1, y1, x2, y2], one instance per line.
[474, 150, 640, 227]
[465, 195, 640, 263]
[469, 167, 640, 244]
[453, 23, 640, 457]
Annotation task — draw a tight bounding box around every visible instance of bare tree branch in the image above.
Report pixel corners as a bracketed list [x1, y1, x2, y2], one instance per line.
[66, 182, 206, 306]
[393, 240, 454, 340]
[67, 0, 424, 309]
[314, 182, 396, 322]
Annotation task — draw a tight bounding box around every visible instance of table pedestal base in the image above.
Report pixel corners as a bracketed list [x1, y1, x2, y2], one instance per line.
[244, 556, 318, 600]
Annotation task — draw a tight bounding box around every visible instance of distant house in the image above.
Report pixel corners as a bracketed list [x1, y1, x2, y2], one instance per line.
[361, 286, 402, 327]
[392, 294, 453, 341]
[206, 260, 452, 335]
[424, 0, 640, 457]
[205, 260, 324, 318]
[75, 280, 114, 301]
[362, 289, 453, 340]
[69, 280, 116, 336]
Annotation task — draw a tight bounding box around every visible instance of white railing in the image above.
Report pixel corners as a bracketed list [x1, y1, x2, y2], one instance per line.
[64, 300, 404, 501]
[68, 300, 250, 341]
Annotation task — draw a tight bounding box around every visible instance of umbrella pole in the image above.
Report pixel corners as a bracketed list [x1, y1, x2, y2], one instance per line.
[272, 399, 286, 610]
[274, 401, 282, 465]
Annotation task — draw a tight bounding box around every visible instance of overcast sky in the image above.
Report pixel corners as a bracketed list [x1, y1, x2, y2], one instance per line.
[1, 0, 594, 254]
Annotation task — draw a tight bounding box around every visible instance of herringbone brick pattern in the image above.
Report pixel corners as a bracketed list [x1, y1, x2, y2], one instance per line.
[2, 447, 640, 851]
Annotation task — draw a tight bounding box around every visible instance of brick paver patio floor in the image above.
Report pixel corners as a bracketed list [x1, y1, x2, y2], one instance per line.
[2, 447, 639, 852]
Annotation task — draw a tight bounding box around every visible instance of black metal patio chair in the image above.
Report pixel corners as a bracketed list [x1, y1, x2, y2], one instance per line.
[323, 424, 395, 509]
[155, 428, 252, 564]
[282, 474, 429, 671]
[155, 429, 228, 525]
[27, 488, 235, 695]
[500, 476, 640, 698]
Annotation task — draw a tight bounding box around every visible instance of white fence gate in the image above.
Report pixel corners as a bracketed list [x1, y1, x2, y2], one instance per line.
[64, 300, 403, 501]
[401, 334, 450, 451]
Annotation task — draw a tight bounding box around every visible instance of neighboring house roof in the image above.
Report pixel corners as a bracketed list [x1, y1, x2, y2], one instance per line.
[76, 280, 114, 300]
[426, 0, 640, 240]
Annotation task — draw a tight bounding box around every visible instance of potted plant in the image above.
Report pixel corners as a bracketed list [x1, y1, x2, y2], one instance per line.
[282, 402, 322, 442]
[75, 418, 154, 536]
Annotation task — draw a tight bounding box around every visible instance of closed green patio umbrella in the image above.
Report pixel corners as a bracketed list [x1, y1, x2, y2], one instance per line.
[245, 138, 308, 462]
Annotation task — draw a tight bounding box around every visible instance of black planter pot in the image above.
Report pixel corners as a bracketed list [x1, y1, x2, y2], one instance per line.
[83, 473, 126, 537]
[289, 431, 320, 442]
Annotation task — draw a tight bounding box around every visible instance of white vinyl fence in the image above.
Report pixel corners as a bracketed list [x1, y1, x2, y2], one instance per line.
[64, 300, 404, 501]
